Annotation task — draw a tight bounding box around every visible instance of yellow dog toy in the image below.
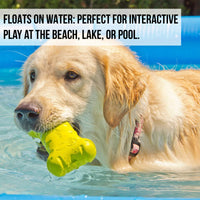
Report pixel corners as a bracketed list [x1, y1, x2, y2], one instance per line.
[28, 122, 96, 177]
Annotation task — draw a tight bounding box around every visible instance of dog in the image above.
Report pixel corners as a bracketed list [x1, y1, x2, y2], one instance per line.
[15, 40, 200, 172]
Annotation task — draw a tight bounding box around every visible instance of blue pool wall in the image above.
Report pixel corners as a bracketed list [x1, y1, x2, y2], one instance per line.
[0, 16, 199, 74]
[132, 16, 200, 66]
[0, 16, 200, 200]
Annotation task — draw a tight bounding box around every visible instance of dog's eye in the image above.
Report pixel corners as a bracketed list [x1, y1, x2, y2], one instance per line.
[30, 70, 36, 82]
[64, 71, 79, 81]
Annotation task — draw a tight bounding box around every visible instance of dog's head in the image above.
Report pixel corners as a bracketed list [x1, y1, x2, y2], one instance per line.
[14, 41, 147, 167]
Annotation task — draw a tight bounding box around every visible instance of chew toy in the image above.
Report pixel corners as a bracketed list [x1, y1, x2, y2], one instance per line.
[28, 122, 96, 177]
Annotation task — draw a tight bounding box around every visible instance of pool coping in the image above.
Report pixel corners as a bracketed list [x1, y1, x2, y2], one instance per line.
[0, 194, 199, 200]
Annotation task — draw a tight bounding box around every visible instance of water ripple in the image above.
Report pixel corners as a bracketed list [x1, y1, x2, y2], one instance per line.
[0, 86, 200, 197]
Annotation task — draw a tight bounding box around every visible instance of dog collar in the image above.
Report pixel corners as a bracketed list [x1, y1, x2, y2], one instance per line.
[129, 117, 144, 160]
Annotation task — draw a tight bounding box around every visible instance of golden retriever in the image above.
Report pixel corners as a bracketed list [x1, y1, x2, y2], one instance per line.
[15, 40, 200, 172]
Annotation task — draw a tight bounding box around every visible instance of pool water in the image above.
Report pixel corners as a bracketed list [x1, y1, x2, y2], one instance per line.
[0, 67, 200, 198]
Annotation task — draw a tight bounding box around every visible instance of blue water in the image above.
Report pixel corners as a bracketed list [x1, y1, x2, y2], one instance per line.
[0, 67, 200, 198]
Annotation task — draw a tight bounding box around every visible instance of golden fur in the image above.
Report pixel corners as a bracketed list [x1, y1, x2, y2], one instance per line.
[15, 40, 200, 172]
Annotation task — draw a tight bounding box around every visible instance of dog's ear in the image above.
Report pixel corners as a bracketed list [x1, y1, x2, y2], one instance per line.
[101, 47, 147, 128]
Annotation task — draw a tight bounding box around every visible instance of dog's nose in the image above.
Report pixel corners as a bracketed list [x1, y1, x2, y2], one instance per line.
[15, 102, 40, 121]
[14, 102, 41, 131]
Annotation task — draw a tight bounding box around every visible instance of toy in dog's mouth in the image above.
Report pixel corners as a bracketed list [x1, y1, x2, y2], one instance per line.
[29, 122, 96, 177]
[36, 122, 80, 161]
